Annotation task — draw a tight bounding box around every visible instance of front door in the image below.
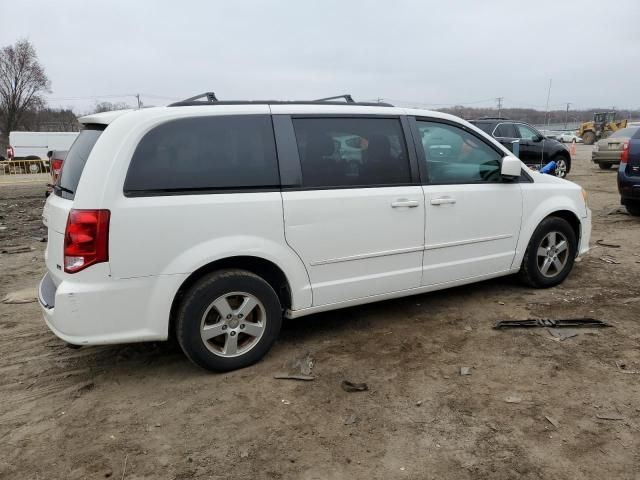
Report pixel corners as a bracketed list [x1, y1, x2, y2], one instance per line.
[280, 116, 425, 306]
[516, 123, 546, 167]
[412, 118, 523, 285]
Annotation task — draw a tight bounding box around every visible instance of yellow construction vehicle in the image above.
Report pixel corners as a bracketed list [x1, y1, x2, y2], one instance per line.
[578, 111, 628, 145]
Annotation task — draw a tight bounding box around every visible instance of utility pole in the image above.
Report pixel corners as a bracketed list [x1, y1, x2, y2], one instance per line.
[564, 102, 571, 129]
[544, 79, 552, 127]
[135, 94, 141, 109]
[496, 97, 503, 118]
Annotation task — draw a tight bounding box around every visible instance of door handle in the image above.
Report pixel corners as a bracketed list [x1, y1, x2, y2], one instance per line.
[430, 196, 457, 206]
[391, 199, 419, 208]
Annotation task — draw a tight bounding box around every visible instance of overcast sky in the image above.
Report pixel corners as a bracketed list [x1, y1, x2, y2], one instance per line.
[1, 0, 639, 113]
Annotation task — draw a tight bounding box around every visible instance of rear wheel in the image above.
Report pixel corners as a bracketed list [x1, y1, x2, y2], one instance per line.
[519, 217, 577, 288]
[582, 131, 596, 145]
[625, 202, 640, 216]
[598, 162, 612, 170]
[176, 269, 282, 372]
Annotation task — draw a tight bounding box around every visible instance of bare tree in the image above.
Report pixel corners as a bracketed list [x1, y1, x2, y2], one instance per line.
[93, 101, 131, 113]
[0, 39, 50, 140]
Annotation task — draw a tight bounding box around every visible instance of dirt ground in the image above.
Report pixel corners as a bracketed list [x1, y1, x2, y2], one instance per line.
[1, 145, 639, 480]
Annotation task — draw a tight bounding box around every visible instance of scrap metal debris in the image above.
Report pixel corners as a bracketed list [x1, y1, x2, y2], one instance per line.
[599, 256, 620, 264]
[343, 413, 358, 425]
[273, 374, 315, 381]
[1, 245, 34, 254]
[2, 288, 37, 304]
[274, 352, 315, 381]
[460, 367, 472, 376]
[505, 396, 522, 404]
[341, 380, 368, 393]
[596, 239, 621, 248]
[596, 413, 625, 421]
[494, 318, 611, 329]
[547, 329, 578, 341]
[545, 415, 560, 429]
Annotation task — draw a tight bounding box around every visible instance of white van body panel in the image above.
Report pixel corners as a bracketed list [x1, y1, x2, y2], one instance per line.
[9, 131, 78, 158]
[39, 104, 591, 346]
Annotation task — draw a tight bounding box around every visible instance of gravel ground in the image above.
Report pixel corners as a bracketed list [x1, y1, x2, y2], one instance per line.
[1, 145, 639, 479]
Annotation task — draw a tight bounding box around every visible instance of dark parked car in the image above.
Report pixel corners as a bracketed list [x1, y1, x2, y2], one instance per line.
[618, 127, 640, 216]
[470, 118, 572, 178]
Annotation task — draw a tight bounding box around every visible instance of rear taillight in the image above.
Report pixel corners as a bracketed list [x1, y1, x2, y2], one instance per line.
[51, 158, 63, 175]
[621, 141, 629, 164]
[64, 209, 110, 273]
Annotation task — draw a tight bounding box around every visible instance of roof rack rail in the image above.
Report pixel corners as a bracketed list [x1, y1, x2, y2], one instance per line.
[168, 93, 394, 108]
[314, 94, 355, 103]
[181, 92, 218, 103]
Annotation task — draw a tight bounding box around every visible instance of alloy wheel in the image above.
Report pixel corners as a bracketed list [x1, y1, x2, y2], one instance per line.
[536, 231, 569, 278]
[200, 292, 266, 357]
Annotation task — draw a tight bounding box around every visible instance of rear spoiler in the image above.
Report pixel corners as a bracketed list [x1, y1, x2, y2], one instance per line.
[78, 109, 133, 126]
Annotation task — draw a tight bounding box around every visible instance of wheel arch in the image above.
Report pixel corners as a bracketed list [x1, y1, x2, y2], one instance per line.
[514, 205, 583, 270]
[168, 256, 293, 339]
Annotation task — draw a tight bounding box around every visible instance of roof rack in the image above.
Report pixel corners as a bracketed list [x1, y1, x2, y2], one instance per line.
[168, 92, 393, 108]
[314, 94, 355, 103]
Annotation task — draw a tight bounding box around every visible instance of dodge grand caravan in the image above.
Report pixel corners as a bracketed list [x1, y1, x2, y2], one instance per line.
[40, 95, 591, 371]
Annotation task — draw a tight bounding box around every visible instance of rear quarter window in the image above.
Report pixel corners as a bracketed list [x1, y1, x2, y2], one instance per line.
[124, 115, 279, 195]
[56, 125, 105, 199]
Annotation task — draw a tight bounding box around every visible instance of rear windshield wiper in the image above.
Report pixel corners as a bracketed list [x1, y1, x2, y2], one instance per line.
[53, 184, 74, 195]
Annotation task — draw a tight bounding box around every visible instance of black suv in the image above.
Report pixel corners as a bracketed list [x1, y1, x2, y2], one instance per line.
[470, 118, 571, 178]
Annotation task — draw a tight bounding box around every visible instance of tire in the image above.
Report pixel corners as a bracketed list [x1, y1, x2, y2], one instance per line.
[625, 202, 640, 216]
[582, 131, 596, 145]
[553, 155, 570, 178]
[176, 269, 282, 372]
[519, 217, 577, 288]
[598, 162, 612, 170]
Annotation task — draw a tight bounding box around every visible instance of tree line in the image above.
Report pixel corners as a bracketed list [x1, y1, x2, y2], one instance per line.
[1, 38, 638, 151]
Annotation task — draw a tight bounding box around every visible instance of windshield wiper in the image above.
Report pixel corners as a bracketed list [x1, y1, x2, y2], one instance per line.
[53, 184, 74, 195]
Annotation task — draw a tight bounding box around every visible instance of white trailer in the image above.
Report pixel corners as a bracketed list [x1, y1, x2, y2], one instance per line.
[9, 131, 79, 159]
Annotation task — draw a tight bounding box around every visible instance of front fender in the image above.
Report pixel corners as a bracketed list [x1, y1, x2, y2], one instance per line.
[512, 190, 584, 270]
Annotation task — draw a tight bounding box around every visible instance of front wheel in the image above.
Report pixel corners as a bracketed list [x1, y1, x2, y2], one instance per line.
[554, 156, 569, 178]
[625, 202, 640, 216]
[519, 217, 577, 288]
[582, 131, 596, 145]
[176, 269, 282, 372]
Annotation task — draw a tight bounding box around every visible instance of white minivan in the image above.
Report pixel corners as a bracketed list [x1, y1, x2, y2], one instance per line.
[40, 96, 591, 371]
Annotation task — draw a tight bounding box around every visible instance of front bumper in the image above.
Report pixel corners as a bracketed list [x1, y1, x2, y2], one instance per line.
[579, 208, 592, 257]
[38, 271, 187, 346]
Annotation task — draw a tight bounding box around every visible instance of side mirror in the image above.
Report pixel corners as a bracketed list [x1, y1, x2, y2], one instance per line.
[501, 155, 521, 178]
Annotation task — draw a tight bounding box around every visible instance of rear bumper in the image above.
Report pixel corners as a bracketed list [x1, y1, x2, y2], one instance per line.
[38, 270, 187, 346]
[592, 151, 621, 163]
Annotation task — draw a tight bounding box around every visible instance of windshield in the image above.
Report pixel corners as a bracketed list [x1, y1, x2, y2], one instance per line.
[56, 125, 105, 199]
[609, 127, 639, 139]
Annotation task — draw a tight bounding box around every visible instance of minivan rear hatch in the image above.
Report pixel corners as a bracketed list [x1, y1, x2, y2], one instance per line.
[42, 124, 106, 286]
[43, 125, 105, 234]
